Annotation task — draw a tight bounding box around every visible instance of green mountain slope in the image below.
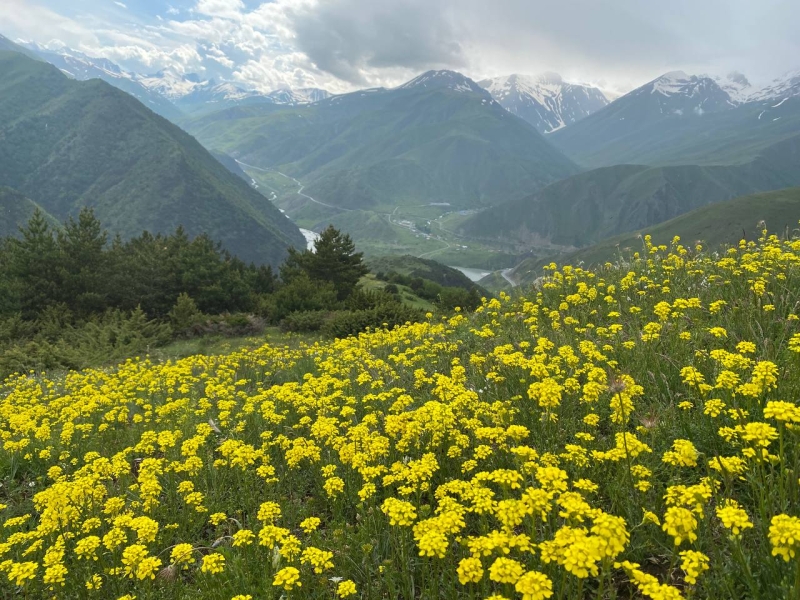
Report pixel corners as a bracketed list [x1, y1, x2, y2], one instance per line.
[0, 34, 40, 60]
[0, 186, 58, 237]
[0, 51, 304, 265]
[510, 187, 800, 286]
[549, 75, 800, 168]
[184, 70, 579, 211]
[366, 255, 482, 292]
[460, 133, 800, 249]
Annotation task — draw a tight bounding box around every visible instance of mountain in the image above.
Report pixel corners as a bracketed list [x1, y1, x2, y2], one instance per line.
[136, 69, 331, 115]
[550, 69, 800, 167]
[751, 68, 800, 102]
[184, 69, 579, 211]
[0, 186, 59, 238]
[366, 255, 485, 293]
[178, 83, 330, 114]
[460, 131, 800, 249]
[0, 50, 304, 265]
[712, 71, 755, 103]
[509, 186, 800, 286]
[478, 73, 609, 134]
[11, 38, 332, 119]
[264, 88, 332, 105]
[16, 41, 183, 121]
[0, 34, 41, 60]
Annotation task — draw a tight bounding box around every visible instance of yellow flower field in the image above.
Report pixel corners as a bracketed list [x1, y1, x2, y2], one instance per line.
[2, 231, 800, 599]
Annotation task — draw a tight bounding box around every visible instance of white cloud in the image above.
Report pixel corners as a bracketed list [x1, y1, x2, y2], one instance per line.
[114, 1, 127, 8]
[5, 0, 800, 94]
[193, 0, 245, 21]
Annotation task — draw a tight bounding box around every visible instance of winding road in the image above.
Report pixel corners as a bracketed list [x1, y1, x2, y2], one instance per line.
[236, 160, 352, 212]
[501, 268, 518, 287]
[237, 160, 504, 267]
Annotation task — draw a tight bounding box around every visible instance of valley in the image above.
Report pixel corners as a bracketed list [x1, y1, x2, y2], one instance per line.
[240, 159, 524, 270]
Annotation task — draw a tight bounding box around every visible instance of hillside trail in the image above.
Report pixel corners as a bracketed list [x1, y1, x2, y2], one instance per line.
[236, 160, 352, 212]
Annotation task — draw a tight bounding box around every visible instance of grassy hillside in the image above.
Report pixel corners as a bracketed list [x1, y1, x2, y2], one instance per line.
[184, 70, 578, 212]
[0, 51, 304, 266]
[366, 255, 484, 292]
[3, 230, 800, 599]
[550, 91, 800, 168]
[511, 186, 800, 286]
[0, 34, 40, 60]
[0, 186, 58, 237]
[461, 135, 800, 251]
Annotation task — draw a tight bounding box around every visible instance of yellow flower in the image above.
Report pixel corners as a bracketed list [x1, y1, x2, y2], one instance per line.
[457, 556, 484, 584]
[6, 561, 38, 586]
[662, 507, 698, 546]
[336, 580, 357, 597]
[300, 516, 321, 533]
[300, 546, 334, 573]
[170, 543, 196, 568]
[121, 544, 162, 580]
[769, 514, 800, 561]
[273, 566, 302, 590]
[232, 529, 255, 547]
[381, 498, 417, 526]
[488, 557, 524, 584]
[716, 500, 753, 538]
[200, 553, 225, 575]
[680, 550, 709, 585]
[515, 570, 553, 600]
[209, 512, 227, 526]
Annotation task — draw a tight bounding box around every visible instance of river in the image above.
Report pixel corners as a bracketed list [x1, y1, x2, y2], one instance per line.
[451, 266, 492, 282]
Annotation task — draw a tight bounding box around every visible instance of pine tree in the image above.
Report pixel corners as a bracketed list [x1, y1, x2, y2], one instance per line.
[8, 210, 61, 319]
[57, 208, 109, 316]
[281, 226, 368, 300]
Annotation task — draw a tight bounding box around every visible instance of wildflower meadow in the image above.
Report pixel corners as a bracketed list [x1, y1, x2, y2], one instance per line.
[2, 230, 800, 599]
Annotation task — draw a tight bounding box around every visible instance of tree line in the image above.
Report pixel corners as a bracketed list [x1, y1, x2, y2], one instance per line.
[0, 209, 478, 378]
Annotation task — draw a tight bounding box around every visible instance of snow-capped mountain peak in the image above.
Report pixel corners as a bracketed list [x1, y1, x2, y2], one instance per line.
[701, 71, 755, 104]
[399, 70, 485, 94]
[266, 87, 331, 104]
[478, 73, 609, 134]
[135, 68, 204, 100]
[650, 71, 693, 96]
[751, 68, 800, 102]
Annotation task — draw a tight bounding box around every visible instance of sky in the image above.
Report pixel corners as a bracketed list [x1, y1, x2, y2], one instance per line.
[2, 0, 799, 95]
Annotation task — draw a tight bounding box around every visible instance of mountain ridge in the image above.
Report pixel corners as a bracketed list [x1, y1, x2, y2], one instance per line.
[460, 131, 800, 249]
[184, 69, 580, 212]
[478, 73, 609, 134]
[0, 50, 305, 266]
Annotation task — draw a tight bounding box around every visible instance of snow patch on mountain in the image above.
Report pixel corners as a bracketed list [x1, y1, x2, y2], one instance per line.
[399, 70, 486, 95]
[479, 73, 609, 134]
[751, 68, 800, 102]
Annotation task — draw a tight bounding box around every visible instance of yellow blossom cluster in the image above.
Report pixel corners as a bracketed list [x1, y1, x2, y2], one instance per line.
[0, 230, 800, 598]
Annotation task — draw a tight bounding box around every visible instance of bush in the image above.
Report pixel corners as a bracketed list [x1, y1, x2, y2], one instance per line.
[169, 293, 205, 337]
[269, 273, 339, 323]
[322, 303, 424, 339]
[280, 310, 331, 333]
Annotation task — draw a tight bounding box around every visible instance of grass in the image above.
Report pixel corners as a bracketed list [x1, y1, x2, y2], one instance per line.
[510, 186, 800, 287]
[3, 230, 800, 599]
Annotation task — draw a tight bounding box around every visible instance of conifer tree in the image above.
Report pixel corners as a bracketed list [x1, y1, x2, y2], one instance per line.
[8, 210, 60, 318]
[281, 226, 368, 300]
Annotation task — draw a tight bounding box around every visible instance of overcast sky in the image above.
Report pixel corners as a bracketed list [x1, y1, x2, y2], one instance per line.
[2, 0, 799, 95]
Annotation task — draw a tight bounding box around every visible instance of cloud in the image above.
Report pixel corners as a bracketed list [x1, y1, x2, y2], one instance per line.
[279, 0, 465, 84]
[114, 1, 127, 8]
[5, 0, 800, 93]
[193, 0, 245, 20]
[282, 0, 800, 87]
